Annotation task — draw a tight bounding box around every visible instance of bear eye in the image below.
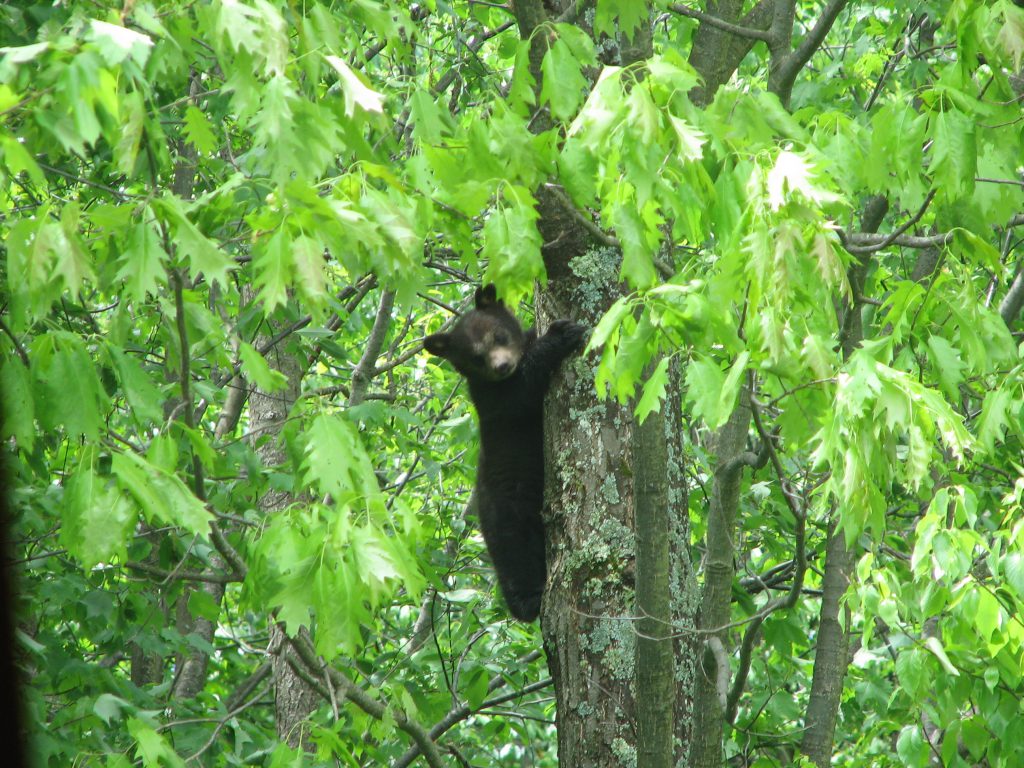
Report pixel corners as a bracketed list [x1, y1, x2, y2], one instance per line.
[494, 331, 508, 345]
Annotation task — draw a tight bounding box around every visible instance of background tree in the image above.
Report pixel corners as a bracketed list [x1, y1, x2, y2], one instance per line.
[2, 2, 1023, 768]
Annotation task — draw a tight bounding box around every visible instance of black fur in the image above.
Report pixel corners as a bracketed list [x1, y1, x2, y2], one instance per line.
[424, 285, 587, 621]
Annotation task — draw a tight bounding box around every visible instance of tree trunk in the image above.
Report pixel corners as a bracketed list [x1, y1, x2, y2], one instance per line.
[540, 273, 639, 767]
[247, 311, 320, 748]
[539, 267, 694, 767]
[689, 394, 752, 768]
[800, 522, 853, 765]
[688, 0, 773, 106]
[634, 391, 675, 768]
[800, 195, 888, 765]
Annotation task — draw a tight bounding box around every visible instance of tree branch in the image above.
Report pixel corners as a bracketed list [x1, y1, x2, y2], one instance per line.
[394, 671, 552, 768]
[0, 315, 29, 366]
[126, 560, 242, 584]
[668, 3, 772, 41]
[999, 264, 1024, 327]
[840, 230, 953, 252]
[349, 289, 395, 407]
[771, 0, 849, 104]
[838, 189, 936, 255]
[287, 632, 446, 768]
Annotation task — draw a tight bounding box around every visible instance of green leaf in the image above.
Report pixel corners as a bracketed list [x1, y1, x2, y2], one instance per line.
[0, 42, 49, 65]
[93, 693, 131, 726]
[718, 351, 750, 424]
[998, 4, 1024, 70]
[325, 54, 385, 115]
[157, 196, 236, 289]
[924, 635, 959, 676]
[895, 648, 926, 697]
[612, 192, 661, 290]
[765, 150, 840, 210]
[667, 115, 706, 161]
[976, 387, 1012, 454]
[183, 105, 218, 154]
[553, 23, 597, 67]
[250, 73, 294, 145]
[540, 39, 588, 121]
[507, 39, 537, 114]
[187, 589, 221, 622]
[635, 356, 670, 423]
[33, 332, 107, 441]
[0, 358, 34, 450]
[128, 717, 186, 768]
[409, 90, 455, 144]
[253, 228, 293, 311]
[303, 414, 382, 508]
[686, 356, 726, 428]
[625, 87, 660, 146]
[113, 451, 211, 538]
[896, 724, 927, 765]
[62, 456, 138, 568]
[118, 219, 169, 301]
[926, 335, 966, 400]
[594, 0, 649, 41]
[481, 187, 545, 299]
[606, 311, 656, 403]
[238, 342, 288, 392]
[106, 344, 163, 424]
[88, 20, 153, 66]
[587, 296, 632, 353]
[1004, 551, 1024, 597]
[647, 53, 701, 95]
[558, 137, 600, 208]
[291, 234, 329, 305]
[1, 133, 45, 186]
[931, 108, 976, 200]
[974, 587, 1002, 643]
[569, 66, 626, 151]
[114, 90, 146, 176]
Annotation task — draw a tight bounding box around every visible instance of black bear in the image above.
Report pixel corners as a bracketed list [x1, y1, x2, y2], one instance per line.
[424, 284, 587, 621]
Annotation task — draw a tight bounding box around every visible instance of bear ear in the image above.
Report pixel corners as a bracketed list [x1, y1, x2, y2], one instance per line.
[475, 284, 500, 308]
[423, 333, 450, 358]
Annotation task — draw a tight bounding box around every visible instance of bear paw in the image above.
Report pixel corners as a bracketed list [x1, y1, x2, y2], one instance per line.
[548, 319, 589, 353]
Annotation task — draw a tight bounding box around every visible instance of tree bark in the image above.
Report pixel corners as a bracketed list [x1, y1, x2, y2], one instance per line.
[687, 0, 774, 106]
[166, 78, 226, 700]
[800, 520, 853, 765]
[689, 393, 752, 768]
[540, 273, 641, 767]
[246, 305, 319, 748]
[800, 195, 887, 765]
[634, 397, 674, 768]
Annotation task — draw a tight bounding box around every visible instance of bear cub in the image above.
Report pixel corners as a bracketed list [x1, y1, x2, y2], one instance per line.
[424, 284, 587, 621]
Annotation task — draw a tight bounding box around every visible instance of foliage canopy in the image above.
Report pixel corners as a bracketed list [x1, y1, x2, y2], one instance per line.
[1, 0, 1024, 766]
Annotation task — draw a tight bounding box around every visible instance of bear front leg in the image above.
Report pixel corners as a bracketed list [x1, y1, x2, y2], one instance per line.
[519, 320, 589, 397]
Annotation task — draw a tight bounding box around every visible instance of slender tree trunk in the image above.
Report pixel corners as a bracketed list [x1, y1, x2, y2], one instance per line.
[689, 394, 752, 768]
[800, 196, 887, 765]
[166, 75, 226, 700]
[800, 521, 853, 765]
[688, 0, 773, 106]
[171, 580, 224, 698]
[634, 398, 674, 768]
[246, 303, 319, 748]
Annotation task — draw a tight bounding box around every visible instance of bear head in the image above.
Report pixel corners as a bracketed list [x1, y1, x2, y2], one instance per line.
[424, 284, 527, 382]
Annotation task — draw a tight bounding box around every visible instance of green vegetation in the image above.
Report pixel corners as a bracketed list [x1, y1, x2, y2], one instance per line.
[2, 0, 1023, 765]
